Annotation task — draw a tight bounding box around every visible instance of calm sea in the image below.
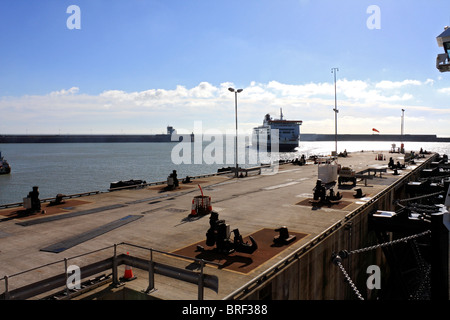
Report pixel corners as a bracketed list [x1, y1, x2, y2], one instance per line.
[1, 140, 449, 205]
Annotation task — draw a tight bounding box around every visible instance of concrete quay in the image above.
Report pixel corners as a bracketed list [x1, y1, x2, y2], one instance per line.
[0, 150, 436, 300]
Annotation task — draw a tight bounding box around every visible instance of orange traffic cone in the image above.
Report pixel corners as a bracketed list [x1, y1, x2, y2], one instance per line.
[121, 252, 136, 281]
[207, 196, 212, 212]
[190, 198, 197, 216]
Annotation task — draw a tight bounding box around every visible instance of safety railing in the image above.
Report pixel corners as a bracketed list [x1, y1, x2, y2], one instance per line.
[0, 190, 101, 209]
[0, 242, 220, 300]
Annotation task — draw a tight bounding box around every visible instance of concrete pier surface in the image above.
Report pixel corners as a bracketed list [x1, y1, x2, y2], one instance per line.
[0, 150, 438, 300]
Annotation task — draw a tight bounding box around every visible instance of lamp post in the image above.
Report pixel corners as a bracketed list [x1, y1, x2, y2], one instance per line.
[228, 87, 243, 178]
[401, 109, 405, 153]
[331, 68, 339, 157]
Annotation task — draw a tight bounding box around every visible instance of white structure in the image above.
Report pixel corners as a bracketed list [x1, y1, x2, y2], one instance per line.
[436, 26, 450, 72]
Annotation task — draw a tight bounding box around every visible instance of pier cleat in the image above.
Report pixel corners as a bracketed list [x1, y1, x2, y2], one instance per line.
[273, 226, 296, 245]
[353, 188, 365, 198]
[48, 193, 66, 206]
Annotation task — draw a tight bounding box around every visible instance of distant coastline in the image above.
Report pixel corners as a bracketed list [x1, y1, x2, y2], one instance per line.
[0, 133, 449, 143]
[0, 134, 174, 143]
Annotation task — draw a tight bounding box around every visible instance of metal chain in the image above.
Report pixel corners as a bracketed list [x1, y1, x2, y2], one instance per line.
[348, 230, 431, 255]
[411, 240, 426, 273]
[396, 190, 444, 203]
[410, 240, 431, 300]
[333, 230, 431, 300]
[411, 264, 431, 300]
[334, 260, 364, 300]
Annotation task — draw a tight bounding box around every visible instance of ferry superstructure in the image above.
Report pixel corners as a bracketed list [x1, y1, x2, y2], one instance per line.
[252, 109, 302, 152]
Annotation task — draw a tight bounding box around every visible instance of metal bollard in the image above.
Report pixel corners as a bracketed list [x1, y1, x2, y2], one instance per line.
[112, 244, 119, 286]
[146, 249, 155, 293]
[4, 276, 10, 300]
[198, 260, 205, 300]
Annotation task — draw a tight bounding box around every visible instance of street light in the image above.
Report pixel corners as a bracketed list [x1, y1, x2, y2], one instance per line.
[228, 87, 243, 178]
[401, 109, 405, 153]
[331, 68, 339, 157]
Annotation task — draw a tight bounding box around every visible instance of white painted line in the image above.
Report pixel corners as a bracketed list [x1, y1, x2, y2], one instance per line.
[262, 181, 300, 190]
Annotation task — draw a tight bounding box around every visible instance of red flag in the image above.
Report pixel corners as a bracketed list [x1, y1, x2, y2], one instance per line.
[372, 128, 380, 133]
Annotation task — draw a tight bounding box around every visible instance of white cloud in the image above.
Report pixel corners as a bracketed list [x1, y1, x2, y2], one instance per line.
[264, 79, 416, 103]
[267, 80, 332, 97]
[188, 81, 219, 98]
[375, 79, 434, 89]
[1, 79, 449, 136]
[438, 87, 450, 94]
[49, 87, 79, 96]
[99, 82, 222, 106]
[375, 80, 422, 89]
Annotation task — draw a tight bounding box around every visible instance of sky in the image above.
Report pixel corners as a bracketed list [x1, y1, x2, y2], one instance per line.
[1, 0, 450, 136]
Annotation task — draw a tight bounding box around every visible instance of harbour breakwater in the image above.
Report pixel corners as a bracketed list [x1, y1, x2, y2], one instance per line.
[1, 133, 449, 143]
[0, 134, 174, 143]
[301, 133, 450, 142]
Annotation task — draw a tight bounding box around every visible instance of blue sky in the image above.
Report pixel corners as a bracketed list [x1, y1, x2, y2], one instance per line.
[1, 0, 450, 136]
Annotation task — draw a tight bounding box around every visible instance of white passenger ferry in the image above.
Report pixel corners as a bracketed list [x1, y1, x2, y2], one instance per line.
[252, 109, 302, 152]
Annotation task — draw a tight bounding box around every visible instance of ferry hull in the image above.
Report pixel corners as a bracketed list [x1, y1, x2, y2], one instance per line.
[252, 140, 299, 152]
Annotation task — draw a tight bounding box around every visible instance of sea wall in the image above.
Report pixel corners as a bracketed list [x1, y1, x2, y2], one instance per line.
[0, 134, 173, 143]
[301, 134, 450, 142]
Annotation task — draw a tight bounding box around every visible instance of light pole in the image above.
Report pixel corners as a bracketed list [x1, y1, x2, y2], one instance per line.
[228, 87, 243, 178]
[401, 109, 405, 153]
[331, 68, 339, 157]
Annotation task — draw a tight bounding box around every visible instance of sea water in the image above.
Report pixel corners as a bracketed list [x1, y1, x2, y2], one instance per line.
[0, 140, 449, 205]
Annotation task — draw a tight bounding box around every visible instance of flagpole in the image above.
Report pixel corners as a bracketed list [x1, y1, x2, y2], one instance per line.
[331, 68, 339, 158]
